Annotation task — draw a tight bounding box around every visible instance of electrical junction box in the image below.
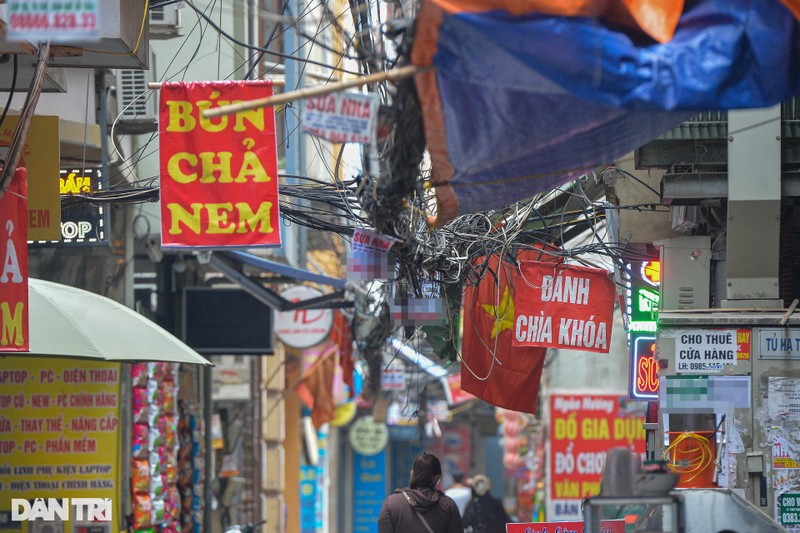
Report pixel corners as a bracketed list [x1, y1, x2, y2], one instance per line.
[656, 236, 711, 311]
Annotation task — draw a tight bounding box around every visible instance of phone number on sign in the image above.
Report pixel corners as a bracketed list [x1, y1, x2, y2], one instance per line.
[9, 12, 97, 31]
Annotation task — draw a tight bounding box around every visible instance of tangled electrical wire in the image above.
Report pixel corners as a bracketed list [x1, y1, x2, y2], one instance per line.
[55, 1, 670, 313]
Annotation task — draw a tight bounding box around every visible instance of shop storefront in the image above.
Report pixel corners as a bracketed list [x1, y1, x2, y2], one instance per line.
[0, 357, 123, 533]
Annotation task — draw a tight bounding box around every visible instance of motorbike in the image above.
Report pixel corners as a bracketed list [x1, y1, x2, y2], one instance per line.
[224, 519, 267, 533]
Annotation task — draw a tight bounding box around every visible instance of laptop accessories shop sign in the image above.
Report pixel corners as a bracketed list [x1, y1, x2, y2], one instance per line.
[11, 498, 112, 521]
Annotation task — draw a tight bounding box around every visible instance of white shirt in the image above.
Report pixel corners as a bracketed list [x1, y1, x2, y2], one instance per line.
[445, 485, 472, 516]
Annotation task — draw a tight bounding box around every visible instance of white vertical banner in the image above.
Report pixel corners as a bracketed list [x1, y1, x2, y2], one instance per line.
[302, 92, 379, 144]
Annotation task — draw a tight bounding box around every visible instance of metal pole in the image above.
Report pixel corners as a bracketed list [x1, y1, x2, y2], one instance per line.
[247, 0, 256, 80]
[204, 364, 214, 533]
[284, 0, 306, 267]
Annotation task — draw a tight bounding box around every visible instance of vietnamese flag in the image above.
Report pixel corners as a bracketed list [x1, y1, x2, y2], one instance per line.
[461, 251, 555, 414]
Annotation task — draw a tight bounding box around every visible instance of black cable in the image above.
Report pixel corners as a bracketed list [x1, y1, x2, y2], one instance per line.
[243, 0, 289, 80]
[0, 55, 18, 129]
[183, 0, 363, 76]
[606, 166, 661, 197]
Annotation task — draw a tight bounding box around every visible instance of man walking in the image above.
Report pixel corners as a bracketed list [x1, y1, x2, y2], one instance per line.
[444, 471, 471, 517]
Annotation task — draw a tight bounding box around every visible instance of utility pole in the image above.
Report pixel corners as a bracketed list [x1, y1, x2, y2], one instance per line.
[283, 0, 307, 267]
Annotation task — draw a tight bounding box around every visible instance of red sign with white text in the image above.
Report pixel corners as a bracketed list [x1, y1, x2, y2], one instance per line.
[506, 520, 625, 533]
[0, 168, 29, 351]
[548, 394, 646, 521]
[159, 81, 280, 248]
[442, 373, 477, 405]
[513, 262, 615, 353]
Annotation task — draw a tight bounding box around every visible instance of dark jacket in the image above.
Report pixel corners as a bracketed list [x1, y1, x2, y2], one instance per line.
[462, 493, 510, 533]
[378, 486, 464, 533]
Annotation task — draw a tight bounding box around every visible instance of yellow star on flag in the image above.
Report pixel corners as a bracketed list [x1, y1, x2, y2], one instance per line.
[482, 286, 515, 339]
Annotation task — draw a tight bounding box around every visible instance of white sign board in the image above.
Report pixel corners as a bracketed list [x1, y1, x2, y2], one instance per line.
[768, 377, 800, 420]
[6, 0, 100, 42]
[670, 329, 740, 374]
[759, 328, 800, 359]
[302, 92, 379, 144]
[274, 285, 333, 349]
[348, 416, 388, 456]
[381, 360, 406, 391]
[347, 228, 396, 281]
[211, 355, 252, 401]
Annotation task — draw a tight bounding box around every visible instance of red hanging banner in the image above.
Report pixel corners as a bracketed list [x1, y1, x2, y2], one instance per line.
[513, 262, 615, 353]
[0, 168, 29, 351]
[159, 81, 280, 249]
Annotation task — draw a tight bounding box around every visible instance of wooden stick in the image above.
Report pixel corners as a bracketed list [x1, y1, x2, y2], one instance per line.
[202, 64, 434, 119]
[147, 80, 286, 90]
[263, 344, 338, 421]
[780, 298, 800, 326]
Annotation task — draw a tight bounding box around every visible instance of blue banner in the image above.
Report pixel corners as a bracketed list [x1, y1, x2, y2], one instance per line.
[353, 449, 386, 533]
[300, 465, 316, 533]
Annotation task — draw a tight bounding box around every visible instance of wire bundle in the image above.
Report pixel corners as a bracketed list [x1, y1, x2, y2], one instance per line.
[663, 431, 717, 483]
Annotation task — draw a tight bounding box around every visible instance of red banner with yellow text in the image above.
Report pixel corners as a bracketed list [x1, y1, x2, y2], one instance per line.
[0, 168, 28, 351]
[513, 262, 615, 353]
[548, 393, 646, 521]
[159, 81, 280, 248]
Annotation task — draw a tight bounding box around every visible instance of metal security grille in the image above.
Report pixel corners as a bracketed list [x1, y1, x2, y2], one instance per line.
[116, 69, 153, 121]
[150, 6, 166, 22]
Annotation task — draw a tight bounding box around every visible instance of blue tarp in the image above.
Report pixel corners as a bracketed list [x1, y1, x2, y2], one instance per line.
[413, 0, 800, 224]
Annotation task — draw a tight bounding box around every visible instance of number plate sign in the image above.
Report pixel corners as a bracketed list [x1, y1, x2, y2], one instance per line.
[6, 0, 100, 42]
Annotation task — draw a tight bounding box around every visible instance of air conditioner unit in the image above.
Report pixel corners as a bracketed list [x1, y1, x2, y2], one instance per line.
[149, 5, 183, 39]
[670, 205, 700, 233]
[115, 52, 158, 134]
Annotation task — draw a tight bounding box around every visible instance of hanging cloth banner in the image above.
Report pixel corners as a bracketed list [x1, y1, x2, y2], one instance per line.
[159, 80, 280, 249]
[301, 92, 379, 144]
[513, 262, 615, 353]
[0, 168, 29, 351]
